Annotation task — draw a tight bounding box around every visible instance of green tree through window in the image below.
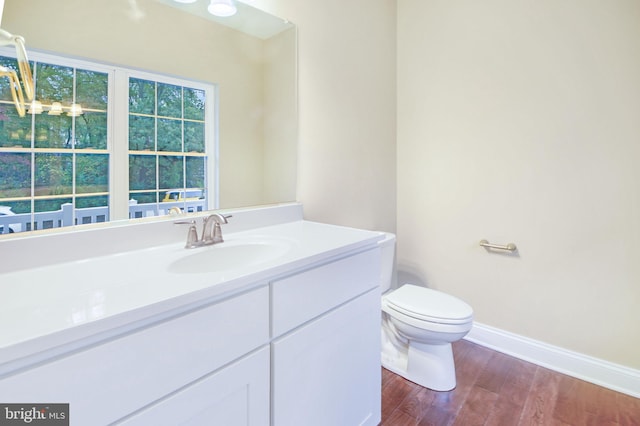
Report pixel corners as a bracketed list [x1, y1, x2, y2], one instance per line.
[128, 78, 207, 211]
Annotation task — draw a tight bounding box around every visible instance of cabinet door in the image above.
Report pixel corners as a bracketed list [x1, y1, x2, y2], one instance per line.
[272, 289, 381, 426]
[118, 346, 270, 426]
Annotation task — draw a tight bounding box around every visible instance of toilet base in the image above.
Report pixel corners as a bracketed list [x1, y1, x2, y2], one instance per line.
[407, 341, 456, 391]
[381, 324, 458, 391]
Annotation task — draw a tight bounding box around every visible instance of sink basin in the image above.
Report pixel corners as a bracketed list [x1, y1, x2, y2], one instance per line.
[167, 237, 293, 274]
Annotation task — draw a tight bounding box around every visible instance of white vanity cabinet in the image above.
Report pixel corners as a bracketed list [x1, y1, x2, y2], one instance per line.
[0, 216, 384, 425]
[271, 248, 382, 426]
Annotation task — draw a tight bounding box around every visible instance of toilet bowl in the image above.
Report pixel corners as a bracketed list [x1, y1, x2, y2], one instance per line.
[378, 233, 473, 391]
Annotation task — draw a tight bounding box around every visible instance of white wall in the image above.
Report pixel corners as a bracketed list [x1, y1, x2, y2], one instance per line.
[253, 0, 397, 233]
[398, 0, 640, 369]
[263, 27, 297, 204]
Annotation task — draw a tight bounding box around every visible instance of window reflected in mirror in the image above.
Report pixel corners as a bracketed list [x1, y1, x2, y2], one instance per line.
[0, 53, 214, 234]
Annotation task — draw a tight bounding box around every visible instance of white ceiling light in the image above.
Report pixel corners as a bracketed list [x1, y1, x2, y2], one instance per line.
[208, 0, 237, 17]
[173, 0, 197, 3]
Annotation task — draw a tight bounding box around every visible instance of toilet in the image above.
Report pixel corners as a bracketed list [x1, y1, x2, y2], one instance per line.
[378, 233, 473, 391]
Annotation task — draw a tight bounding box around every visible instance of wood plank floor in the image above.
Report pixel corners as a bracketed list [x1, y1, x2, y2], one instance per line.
[381, 339, 640, 426]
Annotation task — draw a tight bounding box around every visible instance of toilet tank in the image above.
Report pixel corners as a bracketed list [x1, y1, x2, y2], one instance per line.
[378, 232, 396, 293]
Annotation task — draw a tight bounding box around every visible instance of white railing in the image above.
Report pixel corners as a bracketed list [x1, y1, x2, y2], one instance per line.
[0, 200, 206, 234]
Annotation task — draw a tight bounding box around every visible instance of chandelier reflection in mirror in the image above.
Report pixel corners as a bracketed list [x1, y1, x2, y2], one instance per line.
[0, 28, 34, 117]
[27, 100, 84, 117]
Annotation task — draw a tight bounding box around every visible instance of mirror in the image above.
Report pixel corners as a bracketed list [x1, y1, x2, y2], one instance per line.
[0, 0, 297, 235]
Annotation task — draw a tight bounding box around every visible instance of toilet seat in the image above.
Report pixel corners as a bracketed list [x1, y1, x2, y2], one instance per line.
[384, 284, 473, 325]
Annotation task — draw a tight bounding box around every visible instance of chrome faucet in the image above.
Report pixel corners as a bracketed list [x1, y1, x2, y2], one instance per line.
[174, 213, 232, 249]
[201, 213, 232, 245]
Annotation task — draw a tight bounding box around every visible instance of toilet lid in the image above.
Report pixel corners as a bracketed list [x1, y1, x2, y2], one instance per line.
[384, 284, 473, 324]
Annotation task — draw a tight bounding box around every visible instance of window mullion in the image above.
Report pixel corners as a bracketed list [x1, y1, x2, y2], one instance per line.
[110, 69, 130, 221]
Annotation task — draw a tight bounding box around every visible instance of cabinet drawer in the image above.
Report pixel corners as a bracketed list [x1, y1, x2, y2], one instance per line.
[0, 286, 269, 425]
[271, 248, 380, 337]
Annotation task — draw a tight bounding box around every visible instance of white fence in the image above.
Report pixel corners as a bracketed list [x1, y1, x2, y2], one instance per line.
[0, 200, 206, 234]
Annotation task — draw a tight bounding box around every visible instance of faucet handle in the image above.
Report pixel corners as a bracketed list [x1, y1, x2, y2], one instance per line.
[173, 220, 196, 225]
[212, 222, 224, 244]
[174, 219, 200, 249]
[208, 214, 231, 244]
[185, 224, 200, 249]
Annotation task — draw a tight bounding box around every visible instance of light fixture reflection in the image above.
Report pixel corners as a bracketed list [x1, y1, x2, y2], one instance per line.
[27, 100, 43, 114]
[208, 0, 237, 17]
[0, 28, 34, 117]
[67, 103, 84, 117]
[48, 102, 63, 115]
[24, 101, 84, 116]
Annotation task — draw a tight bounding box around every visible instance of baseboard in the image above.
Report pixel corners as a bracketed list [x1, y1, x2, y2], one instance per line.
[465, 322, 640, 398]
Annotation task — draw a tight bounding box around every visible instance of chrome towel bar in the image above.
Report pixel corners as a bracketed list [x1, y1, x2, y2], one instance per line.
[479, 239, 517, 252]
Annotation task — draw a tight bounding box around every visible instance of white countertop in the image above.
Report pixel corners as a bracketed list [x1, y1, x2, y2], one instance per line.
[0, 218, 383, 376]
